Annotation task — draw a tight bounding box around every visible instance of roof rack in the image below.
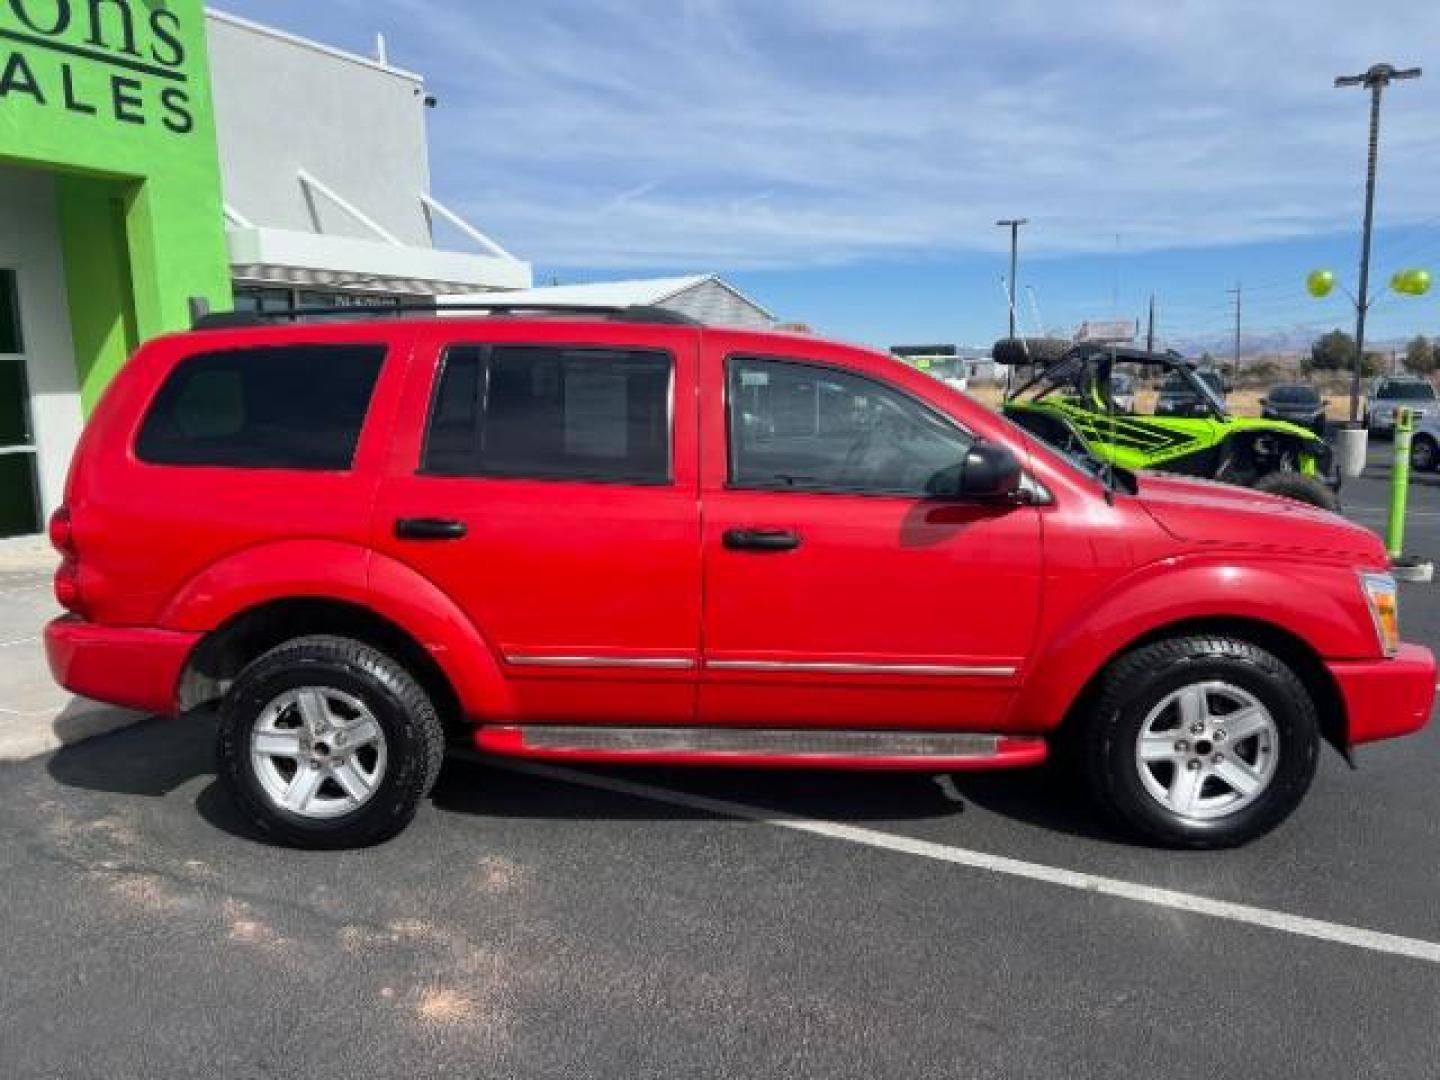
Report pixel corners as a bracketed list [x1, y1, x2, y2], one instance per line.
[192, 301, 703, 331]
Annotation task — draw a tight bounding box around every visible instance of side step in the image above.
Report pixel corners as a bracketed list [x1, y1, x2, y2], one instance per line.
[473, 725, 1047, 771]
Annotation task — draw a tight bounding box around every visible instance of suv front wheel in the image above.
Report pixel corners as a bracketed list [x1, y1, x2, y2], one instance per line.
[217, 635, 446, 849]
[1080, 636, 1320, 848]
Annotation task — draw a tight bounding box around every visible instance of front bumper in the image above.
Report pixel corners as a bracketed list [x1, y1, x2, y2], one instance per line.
[1328, 643, 1436, 747]
[45, 616, 200, 719]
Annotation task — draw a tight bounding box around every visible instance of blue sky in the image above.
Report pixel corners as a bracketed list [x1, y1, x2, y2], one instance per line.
[216, 0, 1440, 352]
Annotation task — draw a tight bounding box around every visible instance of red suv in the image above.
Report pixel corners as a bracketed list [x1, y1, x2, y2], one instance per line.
[44, 306, 1435, 849]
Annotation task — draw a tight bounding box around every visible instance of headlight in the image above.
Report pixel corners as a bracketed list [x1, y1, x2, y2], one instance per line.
[1359, 571, 1400, 656]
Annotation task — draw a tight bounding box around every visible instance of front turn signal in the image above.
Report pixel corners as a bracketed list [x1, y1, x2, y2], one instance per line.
[1360, 572, 1400, 657]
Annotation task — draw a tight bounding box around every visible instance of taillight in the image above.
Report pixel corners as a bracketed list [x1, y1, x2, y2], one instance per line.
[54, 558, 82, 612]
[50, 508, 82, 613]
[49, 506, 74, 557]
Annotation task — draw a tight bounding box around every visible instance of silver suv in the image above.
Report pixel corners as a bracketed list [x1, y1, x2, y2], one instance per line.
[1367, 376, 1439, 436]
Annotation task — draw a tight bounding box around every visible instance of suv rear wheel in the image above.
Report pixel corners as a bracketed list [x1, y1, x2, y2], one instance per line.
[1080, 636, 1320, 848]
[217, 635, 445, 849]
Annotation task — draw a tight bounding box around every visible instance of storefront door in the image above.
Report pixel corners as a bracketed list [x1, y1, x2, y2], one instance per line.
[0, 268, 43, 539]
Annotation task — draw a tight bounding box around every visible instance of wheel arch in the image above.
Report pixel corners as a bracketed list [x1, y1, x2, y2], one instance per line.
[1052, 615, 1347, 759]
[162, 540, 515, 726]
[179, 597, 465, 737]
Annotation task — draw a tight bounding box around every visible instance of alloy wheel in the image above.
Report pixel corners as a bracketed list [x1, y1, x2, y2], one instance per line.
[250, 687, 388, 819]
[1134, 681, 1279, 821]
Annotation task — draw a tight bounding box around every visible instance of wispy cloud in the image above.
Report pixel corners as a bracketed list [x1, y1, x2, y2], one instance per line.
[225, 0, 1440, 272]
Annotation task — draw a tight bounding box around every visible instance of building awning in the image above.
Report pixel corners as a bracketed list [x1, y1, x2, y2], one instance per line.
[227, 227, 533, 296]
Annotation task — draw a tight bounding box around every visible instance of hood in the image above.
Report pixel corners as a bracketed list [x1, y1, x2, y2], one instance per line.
[1373, 399, 1440, 414]
[1136, 474, 1384, 561]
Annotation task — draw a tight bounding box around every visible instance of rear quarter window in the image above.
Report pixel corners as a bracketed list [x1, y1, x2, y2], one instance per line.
[136, 344, 386, 470]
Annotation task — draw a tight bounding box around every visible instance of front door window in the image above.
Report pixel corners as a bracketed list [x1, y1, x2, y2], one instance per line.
[0, 268, 42, 538]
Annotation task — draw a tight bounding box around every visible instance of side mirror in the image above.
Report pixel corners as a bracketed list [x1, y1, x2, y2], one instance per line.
[927, 442, 1023, 501]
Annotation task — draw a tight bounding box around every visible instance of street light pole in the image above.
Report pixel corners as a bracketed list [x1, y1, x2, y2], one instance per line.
[997, 218, 1028, 339]
[1335, 63, 1422, 424]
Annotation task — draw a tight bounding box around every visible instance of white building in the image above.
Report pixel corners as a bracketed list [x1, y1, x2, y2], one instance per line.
[445, 275, 777, 329]
[209, 10, 532, 311]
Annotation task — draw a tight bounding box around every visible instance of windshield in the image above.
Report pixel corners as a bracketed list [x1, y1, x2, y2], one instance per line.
[1159, 369, 1226, 415]
[1378, 381, 1437, 401]
[1270, 385, 1320, 404]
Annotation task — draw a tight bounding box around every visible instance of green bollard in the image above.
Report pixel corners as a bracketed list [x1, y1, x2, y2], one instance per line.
[1388, 408, 1413, 561]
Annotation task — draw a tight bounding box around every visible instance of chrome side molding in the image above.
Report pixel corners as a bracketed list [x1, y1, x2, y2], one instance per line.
[505, 655, 697, 670]
[503, 655, 1017, 678]
[705, 660, 1017, 678]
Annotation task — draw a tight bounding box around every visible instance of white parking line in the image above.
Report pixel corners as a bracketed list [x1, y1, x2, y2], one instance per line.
[0, 637, 38, 649]
[1346, 506, 1440, 518]
[494, 759, 1440, 967]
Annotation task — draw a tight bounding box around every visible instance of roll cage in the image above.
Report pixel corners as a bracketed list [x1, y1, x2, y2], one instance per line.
[1003, 343, 1229, 420]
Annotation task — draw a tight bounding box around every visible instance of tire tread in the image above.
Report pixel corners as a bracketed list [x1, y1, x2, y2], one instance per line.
[1081, 635, 1320, 849]
[218, 634, 445, 849]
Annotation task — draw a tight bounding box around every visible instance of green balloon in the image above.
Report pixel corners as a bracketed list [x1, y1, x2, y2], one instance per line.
[1307, 270, 1336, 298]
[1392, 268, 1432, 297]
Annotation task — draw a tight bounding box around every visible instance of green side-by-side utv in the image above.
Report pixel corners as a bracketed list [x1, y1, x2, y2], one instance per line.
[996, 338, 1340, 510]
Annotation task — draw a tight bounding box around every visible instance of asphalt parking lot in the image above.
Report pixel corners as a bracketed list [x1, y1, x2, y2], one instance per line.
[2, 454, 1439, 1079]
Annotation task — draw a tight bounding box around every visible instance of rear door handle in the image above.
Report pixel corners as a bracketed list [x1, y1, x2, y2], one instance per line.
[723, 528, 802, 552]
[395, 518, 468, 541]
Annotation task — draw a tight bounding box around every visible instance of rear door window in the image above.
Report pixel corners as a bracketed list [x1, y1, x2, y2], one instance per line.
[136, 344, 386, 470]
[422, 345, 673, 484]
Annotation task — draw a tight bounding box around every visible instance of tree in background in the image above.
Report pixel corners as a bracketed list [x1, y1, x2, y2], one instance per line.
[1309, 330, 1356, 371]
[1307, 330, 1382, 378]
[1405, 335, 1437, 375]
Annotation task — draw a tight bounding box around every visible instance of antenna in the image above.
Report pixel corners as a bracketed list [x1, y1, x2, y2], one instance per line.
[998, 276, 1029, 397]
[1024, 286, 1046, 339]
[1104, 344, 1119, 505]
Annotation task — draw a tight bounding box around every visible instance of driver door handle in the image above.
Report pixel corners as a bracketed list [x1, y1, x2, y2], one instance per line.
[723, 528, 802, 552]
[395, 518, 468, 541]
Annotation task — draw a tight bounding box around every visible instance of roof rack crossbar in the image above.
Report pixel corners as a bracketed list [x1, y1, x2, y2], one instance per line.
[192, 301, 702, 331]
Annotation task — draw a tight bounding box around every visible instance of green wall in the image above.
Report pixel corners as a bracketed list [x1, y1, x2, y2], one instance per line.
[0, 0, 231, 410]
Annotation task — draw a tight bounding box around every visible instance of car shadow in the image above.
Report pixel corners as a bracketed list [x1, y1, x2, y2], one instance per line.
[45, 716, 1118, 844]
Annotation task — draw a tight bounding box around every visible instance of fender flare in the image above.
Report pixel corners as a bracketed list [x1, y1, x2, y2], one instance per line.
[161, 540, 515, 721]
[1009, 558, 1376, 732]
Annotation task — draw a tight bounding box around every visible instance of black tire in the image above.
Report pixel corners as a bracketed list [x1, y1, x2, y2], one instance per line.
[1251, 470, 1338, 511]
[1079, 637, 1320, 849]
[217, 635, 445, 849]
[992, 337, 1073, 367]
[1411, 434, 1439, 473]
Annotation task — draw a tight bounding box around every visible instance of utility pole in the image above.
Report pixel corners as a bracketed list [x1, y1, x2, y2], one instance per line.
[1227, 283, 1242, 379]
[996, 219, 1027, 339]
[1336, 63, 1422, 423]
[1146, 295, 1156, 356]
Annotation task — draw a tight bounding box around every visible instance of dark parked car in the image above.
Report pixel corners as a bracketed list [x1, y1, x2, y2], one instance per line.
[1261, 384, 1327, 435]
[1155, 369, 1226, 418]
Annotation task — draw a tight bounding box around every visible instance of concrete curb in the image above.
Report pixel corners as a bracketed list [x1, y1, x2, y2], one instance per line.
[0, 536, 55, 574]
[0, 701, 148, 764]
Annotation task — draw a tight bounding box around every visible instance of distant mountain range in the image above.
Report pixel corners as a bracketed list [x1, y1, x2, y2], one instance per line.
[1165, 328, 1410, 359]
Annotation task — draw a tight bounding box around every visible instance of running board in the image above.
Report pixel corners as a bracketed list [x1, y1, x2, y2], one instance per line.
[473, 725, 1047, 771]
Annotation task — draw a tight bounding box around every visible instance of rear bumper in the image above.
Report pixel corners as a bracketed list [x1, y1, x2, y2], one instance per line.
[1328, 643, 1437, 747]
[44, 616, 200, 719]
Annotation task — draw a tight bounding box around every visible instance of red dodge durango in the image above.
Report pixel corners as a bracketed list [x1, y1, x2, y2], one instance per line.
[45, 304, 1436, 849]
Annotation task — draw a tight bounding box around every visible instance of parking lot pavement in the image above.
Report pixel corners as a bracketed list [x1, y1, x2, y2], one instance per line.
[2, 447, 1439, 1078]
